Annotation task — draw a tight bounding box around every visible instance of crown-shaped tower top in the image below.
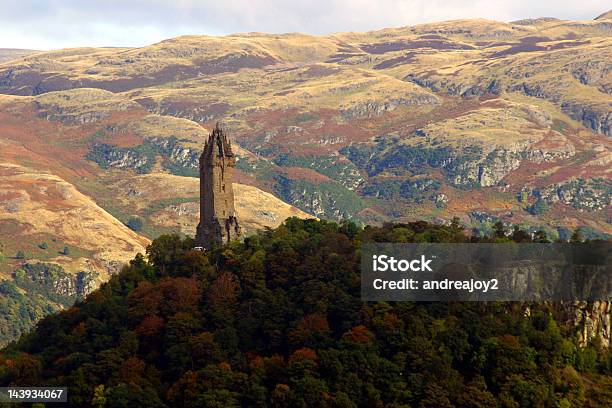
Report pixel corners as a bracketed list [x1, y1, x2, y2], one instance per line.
[202, 123, 234, 160]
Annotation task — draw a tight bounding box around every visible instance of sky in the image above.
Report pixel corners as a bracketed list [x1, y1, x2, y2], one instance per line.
[1, 0, 610, 50]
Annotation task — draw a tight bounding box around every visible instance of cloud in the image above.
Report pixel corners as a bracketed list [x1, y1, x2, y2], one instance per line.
[1, 0, 609, 49]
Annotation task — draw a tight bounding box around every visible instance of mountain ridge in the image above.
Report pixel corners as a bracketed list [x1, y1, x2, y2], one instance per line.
[0, 13, 610, 280]
[0, 15, 609, 235]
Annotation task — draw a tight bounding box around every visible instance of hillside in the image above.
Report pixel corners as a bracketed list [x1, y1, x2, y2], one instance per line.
[0, 162, 149, 279]
[0, 12, 610, 345]
[0, 91, 310, 344]
[101, 172, 311, 237]
[0, 48, 37, 64]
[1, 219, 610, 407]
[0, 89, 309, 268]
[0, 14, 609, 238]
[0, 160, 308, 345]
[0, 164, 308, 279]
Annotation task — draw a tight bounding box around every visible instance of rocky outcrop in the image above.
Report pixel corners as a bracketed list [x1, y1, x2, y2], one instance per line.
[87, 143, 152, 173]
[341, 95, 439, 118]
[533, 178, 611, 211]
[570, 60, 611, 94]
[25, 264, 75, 298]
[405, 72, 612, 137]
[75, 271, 99, 299]
[404, 74, 503, 98]
[560, 101, 611, 136]
[466, 147, 523, 187]
[345, 128, 577, 189]
[86, 137, 201, 175]
[274, 175, 364, 220]
[346, 142, 510, 188]
[149, 137, 200, 169]
[33, 89, 139, 124]
[470, 142, 574, 187]
[496, 259, 612, 348]
[15, 262, 99, 300]
[564, 301, 611, 348]
[136, 99, 230, 123]
[510, 83, 611, 137]
[98, 259, 127, 277]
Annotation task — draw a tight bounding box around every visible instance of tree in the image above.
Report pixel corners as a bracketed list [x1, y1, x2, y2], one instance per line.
[570, 228, 584, 243]
[189, 332, 222, 365]
[135, 315, 165, 338]
[91, 385, 106, 408]
[208, 272, 239, 305]
[419, 384, 453, 408]
[3, 218, 611, 407]
[457, 376, 497, 407]
[62, 246, 70, 256]
[533, 230, 549, 243]
[16, 250, 25, 259]
[511, 226, 531, 243]
[39, 242, 48, 250]
[493, 221, 506, 238]
[450, 216, 462, 231]
[6, 352, 42, 385]
[118, 357, 146, 384]
[146, 234, 194, 276]
[127, 216, 144, 232]
[289, 314, 331, 345]
[528, 198, 549, 215]
[342, 325, 374, 345]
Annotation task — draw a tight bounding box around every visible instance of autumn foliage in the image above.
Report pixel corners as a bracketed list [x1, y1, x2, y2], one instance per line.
[0, 218, 610, 407]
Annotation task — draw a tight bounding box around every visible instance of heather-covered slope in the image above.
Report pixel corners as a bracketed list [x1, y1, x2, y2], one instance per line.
[0, 12, 610, 345]
[0, 14, 609, 235]
[0, 92, 309, 274]
[0, 92, 310, 345]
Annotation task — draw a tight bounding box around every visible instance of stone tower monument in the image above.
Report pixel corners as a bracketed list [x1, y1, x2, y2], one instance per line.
[195, 123, 241, 249]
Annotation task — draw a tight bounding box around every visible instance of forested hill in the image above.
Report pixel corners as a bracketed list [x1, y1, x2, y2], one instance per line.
[1, 218, 611, 407]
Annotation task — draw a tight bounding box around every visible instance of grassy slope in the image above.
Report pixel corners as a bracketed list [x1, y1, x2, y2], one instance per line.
[0, 94, 311, 279]
[0, 15, 609, 234]
[0, 162, 150, 279]
[0, 49, 38, 64]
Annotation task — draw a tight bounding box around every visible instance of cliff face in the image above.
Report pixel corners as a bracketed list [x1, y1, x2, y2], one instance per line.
[536, 179, 612, 211]
[17, 262, 99, 300]
[493, 258, 612, 348]
[564, 301, 611, 348]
